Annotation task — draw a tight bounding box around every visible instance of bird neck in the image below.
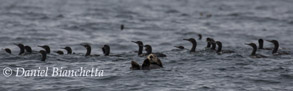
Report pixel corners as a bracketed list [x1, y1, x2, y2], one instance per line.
[211, 43, 216, 50]
[41, 53, 46, 61]
[19, 46, 25, 55]
[138, 46, 143, 55]
[258, 41, 263, 49]
[67, 49, 72, 54]
[45, 47, 50, 54]
[217, 44, 222, 53]
[86, 47, 91, 56]
[272, 43, 279, 54]
[103, 47, 110, 56]
[191, 42, 196, 52]
[251, 46, 257, 56]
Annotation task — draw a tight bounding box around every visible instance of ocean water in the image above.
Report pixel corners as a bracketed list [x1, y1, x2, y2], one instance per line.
[0, 0, 293, 91]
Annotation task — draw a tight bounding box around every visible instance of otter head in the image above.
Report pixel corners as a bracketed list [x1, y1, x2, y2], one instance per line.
[147, 54, 158, 64]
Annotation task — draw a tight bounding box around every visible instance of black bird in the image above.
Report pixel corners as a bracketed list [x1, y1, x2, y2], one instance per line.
[62, 46, 72, 54]
[132, 41, 144, 56]
[24, 45, 32, 54]
[144, 45, 167, 57]
[55, 50, 64, 55]
[206, 38, 213, 48]
[144, 45, 154, 55]
[210, 39, 217, 50]
[81, 44, 91, 56]
[198, 34, 202, 40]
[102, 45, 110, 56]
[39, 50, 47, 61]
[246, 43, 267, 58]
[215, 41, 234, 54]
[38, 45, 50, 54]
[183, 38, 197, 52]
[3, 48, 12, 54]
[14, 43, 25, 55]
[267, 40, 290, 55]
[130, 54, 163, 70]
[120, 24, 124, 30]
[258, 39, 272, 50]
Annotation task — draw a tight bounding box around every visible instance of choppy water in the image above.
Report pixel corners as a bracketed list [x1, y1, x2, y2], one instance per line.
[0, 0, 293, 91]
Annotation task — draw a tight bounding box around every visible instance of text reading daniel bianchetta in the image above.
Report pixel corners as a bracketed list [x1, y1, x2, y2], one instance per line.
[3, 67, 104, 77]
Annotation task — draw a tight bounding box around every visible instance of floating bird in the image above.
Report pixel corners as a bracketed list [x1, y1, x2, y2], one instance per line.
[3, 48, 11, 54]
[210, 39, 217, 50]
[81, 44, 91, 56]
[24, 45, 32, 54]
[132, 41, 144, 56]
[62, 46, 72, 54]
[246, 43, 267, 58]
[215, 41, 234, 54]
[14, 43, 25, 55]
[130, 54, 163, 70]
[183, 38, 197, 52]
[39, 50, 47, 61]
[206, 38, 213, 48]
[102, 45, 110, 56]
[38, 45, 50, 54]
[267, 40, 290, 55]
[144, 45, 167, 57]
[258, 39, 272, 50]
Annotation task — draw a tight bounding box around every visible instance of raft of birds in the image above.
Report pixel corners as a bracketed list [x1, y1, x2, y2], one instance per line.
[2, 33, 290, 70]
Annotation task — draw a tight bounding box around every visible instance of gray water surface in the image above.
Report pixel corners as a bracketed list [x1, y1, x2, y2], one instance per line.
[0, 0, 293, 91]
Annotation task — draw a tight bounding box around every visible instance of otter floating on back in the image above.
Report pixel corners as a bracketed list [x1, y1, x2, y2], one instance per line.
[130, 54, 163, 70]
